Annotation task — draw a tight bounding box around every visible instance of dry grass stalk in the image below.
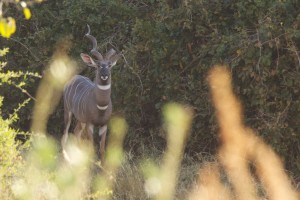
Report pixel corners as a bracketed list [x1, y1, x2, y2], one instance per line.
[189, 163, 232, 200]
[156, 103, 193, 200]
[209, 66, 258, 200]
[189, 65, 298, 200]
[252, 129, 299, 200]
[92, 116, 128, 200]
[31, 39, 76, 135]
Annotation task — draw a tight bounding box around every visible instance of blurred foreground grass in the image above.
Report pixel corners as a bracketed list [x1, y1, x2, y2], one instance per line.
[0, 46, 299, 200]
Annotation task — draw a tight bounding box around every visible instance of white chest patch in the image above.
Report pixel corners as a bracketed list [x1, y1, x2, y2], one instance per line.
[97, 84, 111, 90]
[97, 104, 108, 110]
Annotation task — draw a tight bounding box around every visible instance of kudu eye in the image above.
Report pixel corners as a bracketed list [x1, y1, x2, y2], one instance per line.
[100, 64, 106, 69]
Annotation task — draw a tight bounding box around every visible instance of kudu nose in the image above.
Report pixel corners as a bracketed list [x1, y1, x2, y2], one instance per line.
[101, 76, 109, 80]
[99, 67, 110, 81]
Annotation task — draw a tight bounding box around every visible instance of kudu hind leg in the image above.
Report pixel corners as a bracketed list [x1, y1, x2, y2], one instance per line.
[74, 121, 86, 143]
[62, 111, 72, 148]
[75, 122, 93, 142]
[99, 125, 107, 163]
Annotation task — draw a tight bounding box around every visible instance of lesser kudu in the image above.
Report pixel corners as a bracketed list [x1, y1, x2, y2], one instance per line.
[62, 25, 121, 163]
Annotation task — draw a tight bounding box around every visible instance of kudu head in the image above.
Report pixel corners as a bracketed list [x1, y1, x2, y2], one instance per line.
[80, 25, 121, 84]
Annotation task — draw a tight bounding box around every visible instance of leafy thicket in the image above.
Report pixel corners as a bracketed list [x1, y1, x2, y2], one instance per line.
[1, 0, 299, 175]
[0, 49, 30, 198]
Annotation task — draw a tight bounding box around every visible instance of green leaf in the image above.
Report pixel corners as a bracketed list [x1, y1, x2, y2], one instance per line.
[0, 48, 9, 56]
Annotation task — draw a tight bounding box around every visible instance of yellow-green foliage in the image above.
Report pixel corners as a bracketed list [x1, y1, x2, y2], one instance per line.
[0, 17, 16, 38]
[11, 136, 91, 200]
[0, 47, 32, 199]
[0, 1, 44, 38]
[0, 97, 25, 199]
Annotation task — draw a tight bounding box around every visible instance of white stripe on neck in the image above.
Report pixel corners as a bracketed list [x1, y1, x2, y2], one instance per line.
[97, 104, 108, 110]
[97, 84, 111, 90]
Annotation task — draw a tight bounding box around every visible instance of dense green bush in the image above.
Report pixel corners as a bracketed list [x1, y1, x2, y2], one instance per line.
[1, 0, 299, 176]
[0, 82, 29, 199]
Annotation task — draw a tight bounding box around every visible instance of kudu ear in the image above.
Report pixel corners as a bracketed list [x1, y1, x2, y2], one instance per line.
[80, 53, 97, 67]
[109, 53, 122, 67]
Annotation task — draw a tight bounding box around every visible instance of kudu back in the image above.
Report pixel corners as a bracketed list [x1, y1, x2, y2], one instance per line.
[62, 25, 121, 163]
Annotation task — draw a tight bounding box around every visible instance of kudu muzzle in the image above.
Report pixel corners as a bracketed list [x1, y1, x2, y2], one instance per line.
[99, 65, 110, 81]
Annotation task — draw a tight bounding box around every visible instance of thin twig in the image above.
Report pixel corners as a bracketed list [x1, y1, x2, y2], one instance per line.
[275, 101, 291, 124]
[180, 54, 202, 75]
[121, 52, 144, 96]
[9, 37, 40, 62]
[256, 29, 262, 74]
[14, 84, 37, 101]
[275, 37, 280, 69]
[287, 37, 300, 70]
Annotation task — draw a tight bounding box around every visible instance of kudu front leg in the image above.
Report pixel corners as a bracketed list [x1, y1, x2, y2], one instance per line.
[62, 111, 72, 162]
[62, 112, 72, 147]
[99, 125, 107, 163]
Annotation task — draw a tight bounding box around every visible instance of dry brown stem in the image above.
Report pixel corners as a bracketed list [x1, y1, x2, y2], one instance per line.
[189, 65, 298, 200]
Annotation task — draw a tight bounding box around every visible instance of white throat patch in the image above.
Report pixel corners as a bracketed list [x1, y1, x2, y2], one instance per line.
[97, 104, 108, 110]
[97, 84, 111, 90]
